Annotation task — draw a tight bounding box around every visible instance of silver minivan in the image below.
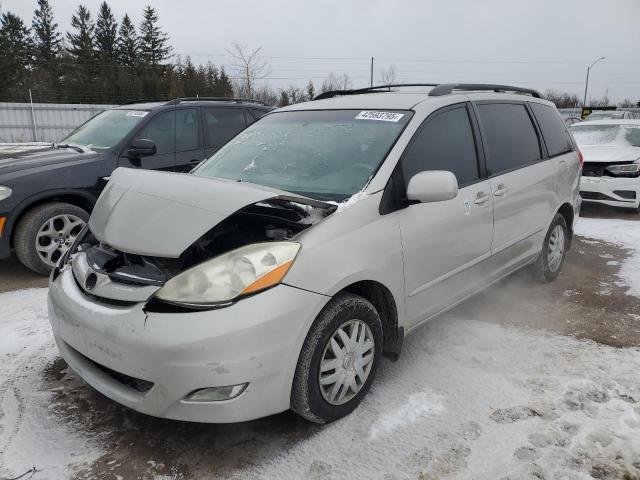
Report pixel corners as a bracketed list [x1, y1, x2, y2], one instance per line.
[48, 84, 581, 424]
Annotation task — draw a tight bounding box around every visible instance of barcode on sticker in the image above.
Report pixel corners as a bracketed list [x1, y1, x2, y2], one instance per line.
[126, 111, 148, 117]
[355, 111, 404, 122]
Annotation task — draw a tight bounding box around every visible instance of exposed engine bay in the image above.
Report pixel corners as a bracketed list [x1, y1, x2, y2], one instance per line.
[68, 197, 335, 289]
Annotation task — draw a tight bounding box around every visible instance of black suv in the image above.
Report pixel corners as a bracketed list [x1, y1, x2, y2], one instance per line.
[0, 97, 274, 274]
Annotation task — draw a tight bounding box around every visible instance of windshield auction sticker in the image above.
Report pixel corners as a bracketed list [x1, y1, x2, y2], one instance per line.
[355, 111, 404, 122]
[126, 111, 149, 117]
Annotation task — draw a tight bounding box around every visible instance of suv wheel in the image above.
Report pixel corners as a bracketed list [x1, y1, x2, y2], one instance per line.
[531, 213, 568, 283]
[291, 292, 383, 423]
[14, 202, 88, 275]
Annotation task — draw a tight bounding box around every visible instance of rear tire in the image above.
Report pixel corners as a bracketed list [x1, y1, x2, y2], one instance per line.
[531, 213, 568, 283]
[291, 292, 383, 424]
[14, 202, 89, 275]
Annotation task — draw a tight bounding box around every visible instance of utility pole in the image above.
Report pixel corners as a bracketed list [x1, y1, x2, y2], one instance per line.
[370, 57, 374, 87]
[583, 57, 605, 107]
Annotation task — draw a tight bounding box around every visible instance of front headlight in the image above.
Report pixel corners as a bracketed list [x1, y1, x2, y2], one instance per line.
[0, 186, 12, 201]
[155, 242, 300, 307]
[606, 160, 640, 177]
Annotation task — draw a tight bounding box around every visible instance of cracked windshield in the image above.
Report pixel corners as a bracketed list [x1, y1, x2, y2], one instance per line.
[195, 110, 412, 201]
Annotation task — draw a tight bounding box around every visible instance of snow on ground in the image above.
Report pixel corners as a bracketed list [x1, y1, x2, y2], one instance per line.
[242, 318, 640, 480]
[0, 218, 639, 479]
[575, 216, 640, 298]
[0, 289, 103, 479]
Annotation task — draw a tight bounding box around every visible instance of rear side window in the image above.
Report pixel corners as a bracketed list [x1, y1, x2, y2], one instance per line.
[175, 108, 199, 152]
[476, 103, 540, 176]
[203, 107, 247, 149]
[529, 103, 573, 157]
[402, 105, 479, 187]
[250, 108, 269, 120]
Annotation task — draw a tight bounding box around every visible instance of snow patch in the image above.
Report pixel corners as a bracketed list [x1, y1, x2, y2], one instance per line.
[326, 190, 369, 213]
[0, 288, 103, 479]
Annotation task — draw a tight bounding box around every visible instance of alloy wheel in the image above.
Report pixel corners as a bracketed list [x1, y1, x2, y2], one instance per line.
[35, 214, 85, 267]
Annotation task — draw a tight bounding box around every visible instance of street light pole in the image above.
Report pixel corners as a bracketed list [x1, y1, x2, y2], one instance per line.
[583, 57, 605, 107]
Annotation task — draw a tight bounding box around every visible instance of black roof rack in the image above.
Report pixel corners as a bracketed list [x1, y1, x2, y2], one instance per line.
[313, 82, 541, 101]
[165, 97, 269, 106]
[314, 83, 438, 101]
[428, 83, 541, 98]
[120, 98, 170, 105]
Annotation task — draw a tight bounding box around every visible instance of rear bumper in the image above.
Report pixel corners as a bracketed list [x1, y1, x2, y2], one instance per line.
[580, 176, 640, 209]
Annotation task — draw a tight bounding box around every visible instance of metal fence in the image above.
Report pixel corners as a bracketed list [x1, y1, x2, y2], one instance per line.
[1, 102, 639, 143]
[558, 107, 640, 119]
[0, 102, 116, 143]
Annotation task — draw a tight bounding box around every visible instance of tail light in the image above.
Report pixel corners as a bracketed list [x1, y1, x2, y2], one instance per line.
[577, 149, 584, 167]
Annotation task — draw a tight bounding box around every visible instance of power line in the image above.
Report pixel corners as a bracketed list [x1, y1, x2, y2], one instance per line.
[170, 52, 640, 64]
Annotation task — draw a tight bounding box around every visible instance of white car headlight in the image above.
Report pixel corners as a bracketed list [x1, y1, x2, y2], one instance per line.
[606, 159, 640, 177]
[0, 186, 12, 201]
[155, 242, 300, 306]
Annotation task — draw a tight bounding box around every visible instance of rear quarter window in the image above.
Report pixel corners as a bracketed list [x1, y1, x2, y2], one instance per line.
[475, 103, 541, 176]
[529, 102, 574, 157]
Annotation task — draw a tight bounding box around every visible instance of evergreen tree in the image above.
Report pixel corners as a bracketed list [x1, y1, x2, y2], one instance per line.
[218, 67, 233, 96]
[306, 80, 315, 100]
[138, 6, 171, 65]
[66, 5, 96, 101]
[31, 0, 60, 66]
[95, 2, 117, 62]
[116, 14, 137, 67]
[0, 12, 32, 95]
[66, 5, 95, 64]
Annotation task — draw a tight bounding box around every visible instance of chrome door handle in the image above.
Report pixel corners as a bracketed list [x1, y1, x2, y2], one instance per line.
[494, 184, 509, 197]
[474, 193, 491, 205]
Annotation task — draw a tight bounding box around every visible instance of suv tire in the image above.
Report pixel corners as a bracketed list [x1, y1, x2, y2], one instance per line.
[14, 202, 89, 275]
[291, 292, 383, 423]
[531, 213, 568, 283]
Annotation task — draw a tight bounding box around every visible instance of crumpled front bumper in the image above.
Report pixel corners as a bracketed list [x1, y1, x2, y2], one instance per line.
[48, 266, 329, 423]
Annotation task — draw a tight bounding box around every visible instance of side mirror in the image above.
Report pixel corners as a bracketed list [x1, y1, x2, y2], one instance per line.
[127, 138, 157, 159]
[406, 171, 458, 203]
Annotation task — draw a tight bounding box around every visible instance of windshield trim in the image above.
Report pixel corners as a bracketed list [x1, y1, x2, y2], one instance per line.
[193, 108, 415, 201]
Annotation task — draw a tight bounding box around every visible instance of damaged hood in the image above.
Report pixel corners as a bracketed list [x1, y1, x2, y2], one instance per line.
[89, 167, 311, 257]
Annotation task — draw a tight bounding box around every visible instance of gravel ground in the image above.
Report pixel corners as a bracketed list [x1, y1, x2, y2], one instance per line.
[0, 204, 639, 480]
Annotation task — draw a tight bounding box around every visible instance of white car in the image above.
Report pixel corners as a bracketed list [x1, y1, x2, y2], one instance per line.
[570, 120, 640, 211]
[586, 111, 638, 121]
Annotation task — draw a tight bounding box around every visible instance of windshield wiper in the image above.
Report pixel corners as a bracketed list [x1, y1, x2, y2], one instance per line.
[53, 142, 89, 153]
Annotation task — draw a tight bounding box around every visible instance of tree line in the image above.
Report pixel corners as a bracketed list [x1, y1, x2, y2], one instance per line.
[0, 1, 636, 108]
[0, 0, 235, 104]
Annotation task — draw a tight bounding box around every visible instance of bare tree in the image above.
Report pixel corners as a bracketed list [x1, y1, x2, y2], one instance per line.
[589, 93, 611, 108]
[320, 72, 352, 93]
[618, 98, 636, 108]
[283, 85, 307, 104]
[226, 42, 272, 98]
[378, 64, 397, 85]
[542, 89, 580, 108]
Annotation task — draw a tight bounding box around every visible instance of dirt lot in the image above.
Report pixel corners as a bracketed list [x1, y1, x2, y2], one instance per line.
[1, 204, 639, 479]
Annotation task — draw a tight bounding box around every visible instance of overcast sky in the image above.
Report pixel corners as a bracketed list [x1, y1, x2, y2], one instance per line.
[4, 0, 640, 102]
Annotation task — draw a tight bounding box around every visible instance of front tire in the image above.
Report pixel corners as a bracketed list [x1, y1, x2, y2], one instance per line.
[291, 292, 383, 423]
[14, 202, 88, 275]
[531, 213, 568, 283]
